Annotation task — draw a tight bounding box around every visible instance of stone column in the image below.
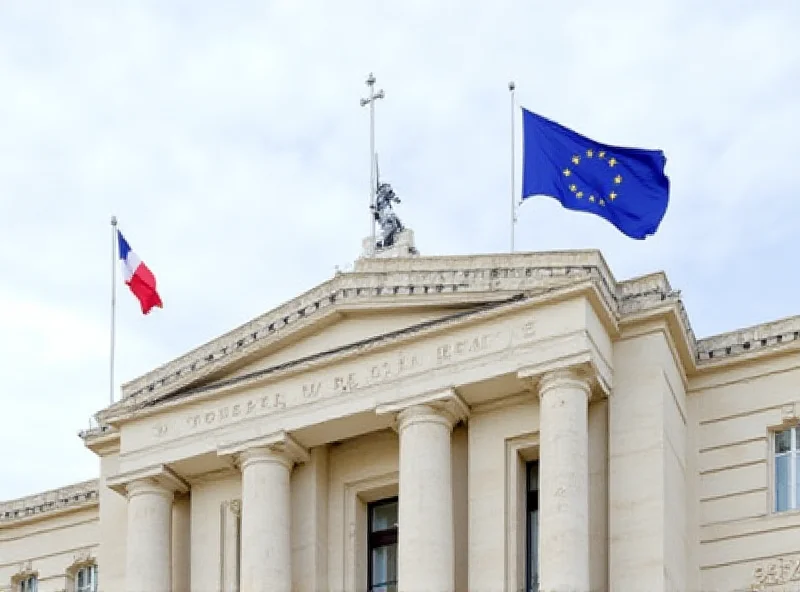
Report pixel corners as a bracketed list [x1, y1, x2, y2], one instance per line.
[378, 389, 469, 592]
[124, 479, 176, 592]
[106, 465, 189, 592]
[219, 432, 308, 592]
[537, 368, 591, 592]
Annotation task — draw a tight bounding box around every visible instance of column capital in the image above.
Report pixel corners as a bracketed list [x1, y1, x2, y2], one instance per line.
[518, 354, 610, 399]
[106, 463, 189, 498]
[376, 387, 469, 432]
[217, 430, 309, 469]
[538, 367, 593, 399]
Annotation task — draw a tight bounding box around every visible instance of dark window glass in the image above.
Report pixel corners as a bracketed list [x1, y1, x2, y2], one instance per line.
[526, 460, 539, 592]
[368, 497, 398, 592]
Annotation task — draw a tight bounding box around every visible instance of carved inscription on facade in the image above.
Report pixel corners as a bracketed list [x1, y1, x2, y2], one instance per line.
[751, 555, 800, 591]
[150, 317, 536, 441]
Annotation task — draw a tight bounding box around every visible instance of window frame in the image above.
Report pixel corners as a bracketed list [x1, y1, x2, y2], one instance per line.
[774, 425, 800, 513]
[75, 564, 98, 592]
[367, 496, 398, 592]
[525, 460, 540, 592]
[18, 575, 37, 592]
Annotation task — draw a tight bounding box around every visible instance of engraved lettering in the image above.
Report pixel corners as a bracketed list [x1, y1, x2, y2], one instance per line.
[164, 325, 514, 441]
[303, 382, 321, 399]
[333, 372, 359, 392]
[521, 320, 535, 338]
[792, 558, 800, 580]
[753, 567, 765, 585]
[333, 374, 358, 392]
[437, 344, 452, 362]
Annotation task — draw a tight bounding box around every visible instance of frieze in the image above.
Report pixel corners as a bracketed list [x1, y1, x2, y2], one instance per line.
[751, 555, 800, 591]
[148, 319, 536, 442]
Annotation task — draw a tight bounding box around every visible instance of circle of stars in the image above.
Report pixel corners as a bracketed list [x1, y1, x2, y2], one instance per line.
[561, 148, 621, 207]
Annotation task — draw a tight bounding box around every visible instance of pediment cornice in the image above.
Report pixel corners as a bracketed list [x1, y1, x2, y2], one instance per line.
[93, 250, 696, 425]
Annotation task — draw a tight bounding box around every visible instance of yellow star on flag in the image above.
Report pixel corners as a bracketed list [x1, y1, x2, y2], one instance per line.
[586, 149, 594, 158]
[572, 155, 580, 165]
[614, 174, 622, 184]
[608, 158, 617, 167]
[609, 191, 617, 201]
[563, 168, 572, 177]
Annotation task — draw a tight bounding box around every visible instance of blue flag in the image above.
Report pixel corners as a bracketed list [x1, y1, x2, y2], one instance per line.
[520, 107, 670, 239]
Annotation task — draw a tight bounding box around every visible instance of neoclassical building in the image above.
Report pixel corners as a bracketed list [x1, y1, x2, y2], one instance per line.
[2, 239, 800, 592]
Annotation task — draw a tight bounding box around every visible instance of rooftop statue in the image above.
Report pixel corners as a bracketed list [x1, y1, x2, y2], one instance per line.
[371, 176, 404, 249]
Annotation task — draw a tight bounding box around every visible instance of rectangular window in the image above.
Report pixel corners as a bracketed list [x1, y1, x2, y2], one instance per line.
[526, 460, 540, 592]
[775, 426, 800, 512]
[18, 576, 37, 592]
[368, 497, 398, 592]
[76, 565, 98, 592]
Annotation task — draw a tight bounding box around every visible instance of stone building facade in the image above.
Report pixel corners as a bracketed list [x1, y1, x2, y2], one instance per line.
[2, 245, 800, 592]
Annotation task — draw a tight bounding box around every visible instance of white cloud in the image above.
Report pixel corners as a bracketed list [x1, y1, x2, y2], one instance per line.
[0, 0, 798, 498]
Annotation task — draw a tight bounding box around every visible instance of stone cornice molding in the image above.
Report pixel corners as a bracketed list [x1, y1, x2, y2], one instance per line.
[217, 430, 310, 467]
[105, 464, 189, 497]
[696, 315, 800, 368]
[79, 425, 120, 456]
[376, 387, 470, 432]
[97, 251, 684, 418]
[80, 249, 800, 427]
[98, 282, 608, 428]
[0, 480, 99, 526]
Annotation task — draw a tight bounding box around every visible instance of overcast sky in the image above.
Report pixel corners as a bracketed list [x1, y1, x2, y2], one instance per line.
[1, 1, 798, 500]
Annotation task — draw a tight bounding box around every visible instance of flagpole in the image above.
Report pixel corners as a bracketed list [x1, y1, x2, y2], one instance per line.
[509, 81, 517, 253]
[110, 215, 118, 406]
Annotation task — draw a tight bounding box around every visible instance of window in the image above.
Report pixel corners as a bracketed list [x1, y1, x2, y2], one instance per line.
[368, 497, 398, 592]
[18, 576, 37, 592]
[775, 426, 800, 512]
[526, 460, 540, 592]
[76, 565, 98, 592]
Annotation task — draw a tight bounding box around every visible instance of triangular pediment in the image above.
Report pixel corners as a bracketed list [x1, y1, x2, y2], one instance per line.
[96, 250, 694, 425]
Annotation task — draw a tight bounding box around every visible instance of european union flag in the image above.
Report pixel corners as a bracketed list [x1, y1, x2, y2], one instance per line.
[521, 107, 670, 239]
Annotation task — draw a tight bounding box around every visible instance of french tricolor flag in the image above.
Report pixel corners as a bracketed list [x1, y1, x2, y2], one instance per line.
[117, 230, 163, 315]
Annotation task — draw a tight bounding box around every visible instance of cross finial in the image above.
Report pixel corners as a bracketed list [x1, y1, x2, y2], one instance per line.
[360, 72, 384, 107]
[360, 73, 385, 253]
